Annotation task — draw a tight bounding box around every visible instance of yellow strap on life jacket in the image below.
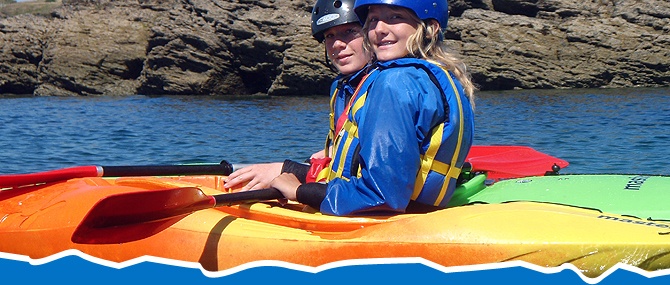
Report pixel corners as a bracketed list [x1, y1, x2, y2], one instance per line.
[408, 61, 469, 206]
[350, 92, 367, 121]
[412, 123, 444, 200]
[332, 129, 355, 180]
[326, 91, 368, 182]
[315, 166, 330, 182]
[324, 87, 339, 157]
[433, 67, 466, 206]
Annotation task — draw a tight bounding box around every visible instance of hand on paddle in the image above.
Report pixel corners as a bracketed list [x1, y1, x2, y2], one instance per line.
[269, 173, 301, 202]
[224, 162, 284, 190]
[223, 162, 300, 204]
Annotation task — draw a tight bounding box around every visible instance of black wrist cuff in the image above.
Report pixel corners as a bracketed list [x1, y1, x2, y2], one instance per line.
[296, 183, 327, 211]
[281, 159, 310, 183]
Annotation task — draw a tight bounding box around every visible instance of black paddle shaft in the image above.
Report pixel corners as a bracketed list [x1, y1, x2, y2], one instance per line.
[213, 188, 284, 206]
[101, 160, 235, 177]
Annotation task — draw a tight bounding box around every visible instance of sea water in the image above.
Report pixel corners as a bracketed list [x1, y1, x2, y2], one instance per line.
[1, 87, 668, 175]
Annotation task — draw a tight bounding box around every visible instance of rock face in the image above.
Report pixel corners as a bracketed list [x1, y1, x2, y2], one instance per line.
[0, 0, 668, 96]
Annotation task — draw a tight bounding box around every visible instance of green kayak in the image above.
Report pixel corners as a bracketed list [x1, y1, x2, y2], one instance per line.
[449, 173, 670, 221]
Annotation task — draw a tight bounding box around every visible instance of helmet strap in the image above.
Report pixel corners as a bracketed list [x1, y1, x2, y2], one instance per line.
[324, 46, 338, 73]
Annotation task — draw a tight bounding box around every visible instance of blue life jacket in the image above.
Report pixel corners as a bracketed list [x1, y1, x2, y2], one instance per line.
[321, 58, 475, 215]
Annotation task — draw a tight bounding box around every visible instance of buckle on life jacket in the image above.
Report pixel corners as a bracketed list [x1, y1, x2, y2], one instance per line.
[306, 157, 332, 183]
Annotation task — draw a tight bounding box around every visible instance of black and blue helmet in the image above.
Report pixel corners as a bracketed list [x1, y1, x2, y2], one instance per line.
[311, 0, 361, 42]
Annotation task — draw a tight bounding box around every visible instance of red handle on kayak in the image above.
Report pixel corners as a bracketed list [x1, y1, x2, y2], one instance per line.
[465, 145, 569, 181]
[0, 162, 235, 189]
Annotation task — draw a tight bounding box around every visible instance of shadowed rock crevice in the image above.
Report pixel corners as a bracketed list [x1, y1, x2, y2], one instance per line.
[492, 0, 539, 17]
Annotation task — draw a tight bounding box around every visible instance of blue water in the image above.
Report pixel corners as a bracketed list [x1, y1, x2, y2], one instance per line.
[472, 87, 670, 175]
[1, 87, 668, 175]
[0, 95, 329, 173]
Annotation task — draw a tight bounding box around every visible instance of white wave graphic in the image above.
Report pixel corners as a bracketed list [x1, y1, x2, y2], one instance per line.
[1, 250, 669, 284]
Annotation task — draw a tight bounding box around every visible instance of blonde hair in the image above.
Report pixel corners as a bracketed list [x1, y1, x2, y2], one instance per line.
[362, 8, 476, 107]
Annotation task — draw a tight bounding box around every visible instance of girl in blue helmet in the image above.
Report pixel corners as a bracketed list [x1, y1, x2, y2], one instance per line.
[224, 0, 372, 191]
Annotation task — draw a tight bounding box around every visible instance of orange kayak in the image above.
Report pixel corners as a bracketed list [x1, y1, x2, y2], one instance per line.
[2, 173, 670, 278]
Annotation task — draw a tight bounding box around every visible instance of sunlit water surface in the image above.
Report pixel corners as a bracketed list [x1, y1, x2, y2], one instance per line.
[1, 87, 668, 175]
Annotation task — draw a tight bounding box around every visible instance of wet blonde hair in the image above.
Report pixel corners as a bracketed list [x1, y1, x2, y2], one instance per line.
[362, 7, 476, 106]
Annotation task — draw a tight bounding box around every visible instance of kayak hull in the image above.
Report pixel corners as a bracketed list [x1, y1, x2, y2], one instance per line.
[1, 174, 670, 278]
[456, 174, 670, 220]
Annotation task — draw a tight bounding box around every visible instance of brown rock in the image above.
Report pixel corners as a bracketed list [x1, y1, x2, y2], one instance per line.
[0, 0, 667, 96]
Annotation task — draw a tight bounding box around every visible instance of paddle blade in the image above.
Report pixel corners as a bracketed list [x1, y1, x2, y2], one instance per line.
[466, 145, 569, 181]
[75, 187, 215, 231]
[72, 188, 285, 244]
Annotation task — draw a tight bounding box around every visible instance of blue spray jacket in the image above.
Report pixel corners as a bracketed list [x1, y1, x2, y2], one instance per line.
[316, 58, 475, 216]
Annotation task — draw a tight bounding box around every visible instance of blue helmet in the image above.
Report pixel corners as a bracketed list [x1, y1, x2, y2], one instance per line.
[311, 0, 361, 42]
[353, 0, 449, 30]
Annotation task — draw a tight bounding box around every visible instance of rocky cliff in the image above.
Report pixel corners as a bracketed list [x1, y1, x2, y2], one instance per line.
[0, 0, 668, 96]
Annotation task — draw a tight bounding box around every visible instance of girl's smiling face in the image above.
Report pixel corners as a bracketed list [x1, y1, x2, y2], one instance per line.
[365, 5, 419, 61]
[324, 23, 370, 75]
